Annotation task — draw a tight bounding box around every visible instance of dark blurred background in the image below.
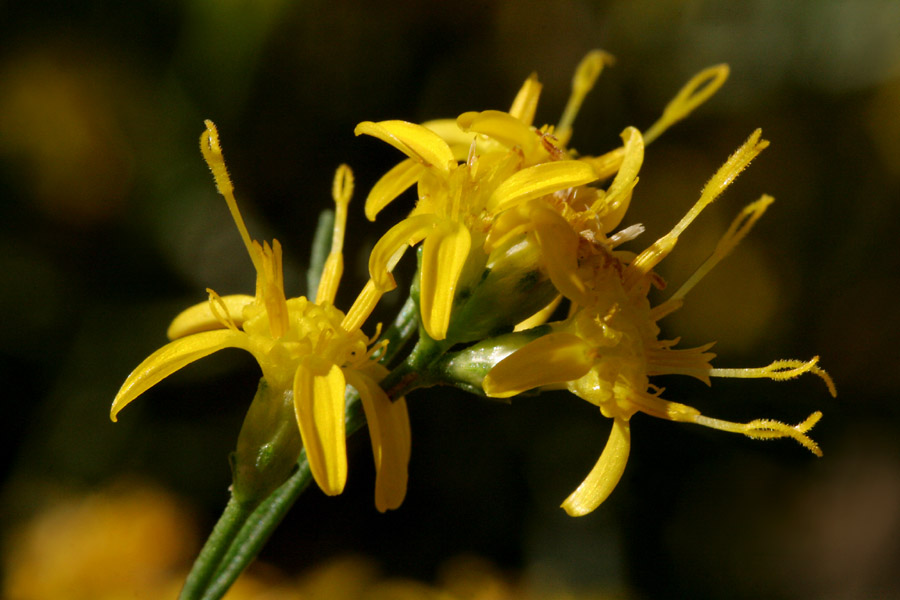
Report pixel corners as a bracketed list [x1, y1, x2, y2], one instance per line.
[2, 1, 899, 598]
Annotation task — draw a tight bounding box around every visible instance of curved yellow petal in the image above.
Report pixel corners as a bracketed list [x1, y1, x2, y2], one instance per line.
[365, 158, 426, 221]
[345, 370, 411, 512]
[293, 361, 347, 496]
[530, 204, 589, 305]
[166, 294, 255, 340]
[514, 294, 562, 331]
[368, 214, 440, 291]
[483, 332, 594, 398]
[562, 416, 631, 516]
[580, 147, 625, 181]
[488, 161, 598, 213]
[456, 110, 538, 155]
[594, 127, 644, 232]
[483, 200, 534, 255]
[423, 118, 477, 159]
[111, 330, 247, 421]
[355, 120, 455, 176]
[419, 220, 471, 341]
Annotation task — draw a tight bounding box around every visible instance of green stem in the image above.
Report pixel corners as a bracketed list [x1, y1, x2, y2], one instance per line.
[198, 450, 315, 600]
[376, 295, 418, 366]
[178, 497, 256, 599]
[379, 334, 449, 399]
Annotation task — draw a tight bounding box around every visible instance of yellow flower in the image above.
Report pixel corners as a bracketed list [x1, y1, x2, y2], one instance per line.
[483, 129, 836, 517]
[352, 117, 596, 342]
[351, 51, 730, 343]
[3, 482, 195, 600]
[111, 121, 410, 512]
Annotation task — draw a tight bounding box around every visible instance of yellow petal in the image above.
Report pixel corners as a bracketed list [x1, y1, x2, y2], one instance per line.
[483, 201, 533, 255]
[166, 294, 255, 340]
[423, 118, 477, 159]
[355, 120, 455, 176]
[419, 220, 471, 341]
[346, 370, 411, 512]
[514, 294, 562, 331]
[580, 148, 624, 182]
[293, 361, 348, 496]
[594, 127, 644, 232]
[365, 158, 426, 221]
[368, 214, 440, 291]
[111, 330, 246, 421]
[530, 204, 589, 305]
[488, 161, 598, 213]
[483, 332, 594, 398]
[457, 110, 538, 154]
[562, 416, 631, 516]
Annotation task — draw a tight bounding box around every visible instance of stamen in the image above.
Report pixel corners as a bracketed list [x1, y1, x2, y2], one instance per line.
[624, 388, 701, 422]
[557, 50, 615, 142]
[508, 72, 542, 126]
[342, 279, 382, 332]
[575, 65, 728, 194]
[259, 240, 289, 340]
[200, 120, 261, 272]
[608, 224, 645, 247]
[647, 343, 717, 383]
[710, 356, 837, 397]
[643, 64, 730, 145]
[624, 129, 769, 287]
[648, 298, 684, 322]
[317, 164, 354, 305]
[672, 129, 769, 241]
[315, 327, 335, 355]
[206, 288, 239, 332]
[466, 138, 478, 167]
[366, 322, 384, 346]
[669, 195, 773, 302]
[693, 411, 823, 457]
[365, 338, 389, 361]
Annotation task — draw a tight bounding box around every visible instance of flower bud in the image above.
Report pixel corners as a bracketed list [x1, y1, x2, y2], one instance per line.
[230, 378, 303, 505]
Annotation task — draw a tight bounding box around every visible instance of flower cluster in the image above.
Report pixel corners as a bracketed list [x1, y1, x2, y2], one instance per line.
[114, 51, 834, 527]
[112, 122, 409, 511]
